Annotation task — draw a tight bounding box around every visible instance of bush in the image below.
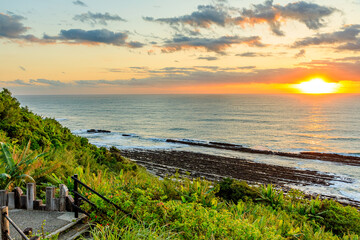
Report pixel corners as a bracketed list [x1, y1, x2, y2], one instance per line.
[216, 178, 259, 203]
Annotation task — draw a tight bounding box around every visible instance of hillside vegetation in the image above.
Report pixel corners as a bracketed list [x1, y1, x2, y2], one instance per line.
[0, 88, 359, 240]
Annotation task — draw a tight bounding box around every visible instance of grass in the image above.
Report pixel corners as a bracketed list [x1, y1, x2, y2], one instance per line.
[1, 88, 360, 239]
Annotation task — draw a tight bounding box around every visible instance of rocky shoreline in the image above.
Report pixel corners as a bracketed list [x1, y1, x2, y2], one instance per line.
[121, 149, 360, 208]
[166, 139, 360, 166]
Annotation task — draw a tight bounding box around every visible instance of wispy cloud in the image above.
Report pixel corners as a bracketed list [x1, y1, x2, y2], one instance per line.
[197, 56, 218, 61]
[73, 0, 87, 7]
[236, 52, 272, 57]
[294, 49, 306, 58]
[161, 35, 264, 54]
[293, 24, 360, 49]
[4, 58, 360, 93]
[29, 78, 67, 86]
[0, 79, 31, 86]
[73, 12, 126, 26]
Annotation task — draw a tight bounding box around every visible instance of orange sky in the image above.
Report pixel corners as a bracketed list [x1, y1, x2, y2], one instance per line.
[1, 0, 360, 94]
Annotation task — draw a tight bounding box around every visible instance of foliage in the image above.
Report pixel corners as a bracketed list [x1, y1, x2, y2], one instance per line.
[86, 219, 178, 240]
[1, 88, 360, 239]
[0, 88, 137, 179]
[216, 177, 259, 203]
[74, 167, 360, 239]
[319, 200, 360, 236]
[217, 178, 360, 237]
[0, 141, 45, 189]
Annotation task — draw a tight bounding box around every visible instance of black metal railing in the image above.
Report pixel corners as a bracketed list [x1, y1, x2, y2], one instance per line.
[1, 206, 29, 240]
[71, 174, 136, 220]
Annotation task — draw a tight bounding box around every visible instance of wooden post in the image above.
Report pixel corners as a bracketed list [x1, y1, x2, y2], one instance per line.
[33, 200, 43, 210]
[1, 206, 9, 240]
[27, 183, 35, 210]
[0, 190, 7, 207]
[7, 193, 15, 209]
[59, 184, 68, 212]
[74, 174, 79, 218]
[51, 198, 59, 211]
[14, 187, 23, 209]
[66, 195, 74, 212]
[20, 196, 27, 209]
[46, 187, 55, 211]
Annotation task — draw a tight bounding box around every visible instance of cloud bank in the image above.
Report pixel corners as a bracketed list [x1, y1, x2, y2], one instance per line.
[4, 58, 360, 93]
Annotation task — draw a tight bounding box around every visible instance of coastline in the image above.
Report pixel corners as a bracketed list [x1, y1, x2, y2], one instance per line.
[120, 149, 360, 208]
[166, 139, 360, 166]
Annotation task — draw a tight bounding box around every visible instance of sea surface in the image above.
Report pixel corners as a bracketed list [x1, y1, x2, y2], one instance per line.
[16, 94, 360, 202]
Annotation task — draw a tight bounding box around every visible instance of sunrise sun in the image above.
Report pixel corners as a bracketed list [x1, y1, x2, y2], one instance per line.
[295, 78, 340, 94]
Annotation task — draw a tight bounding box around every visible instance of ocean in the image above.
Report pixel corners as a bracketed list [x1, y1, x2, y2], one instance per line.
[16, 94, 360, 202]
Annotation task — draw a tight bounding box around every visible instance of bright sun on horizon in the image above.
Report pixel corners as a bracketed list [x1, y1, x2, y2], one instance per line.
[295, 78, 340, 94]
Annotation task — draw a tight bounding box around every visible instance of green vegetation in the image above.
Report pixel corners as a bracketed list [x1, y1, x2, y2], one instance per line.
[0, 141, 45, 189]
[1, 88, 360, 239]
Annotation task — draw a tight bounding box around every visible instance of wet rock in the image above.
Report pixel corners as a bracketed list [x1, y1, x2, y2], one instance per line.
[87, 129, 111, 133]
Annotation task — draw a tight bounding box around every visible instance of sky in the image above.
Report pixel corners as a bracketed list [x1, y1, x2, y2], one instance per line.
[1, 0, 360, 95]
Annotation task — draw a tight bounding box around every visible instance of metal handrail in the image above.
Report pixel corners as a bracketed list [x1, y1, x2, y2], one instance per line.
[2, 212, 29, 240]
[71, 174, 136, 220]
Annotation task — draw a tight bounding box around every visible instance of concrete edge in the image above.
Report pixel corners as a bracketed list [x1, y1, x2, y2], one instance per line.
[45, 214, 87, 238]
[68, 225, 91, 240]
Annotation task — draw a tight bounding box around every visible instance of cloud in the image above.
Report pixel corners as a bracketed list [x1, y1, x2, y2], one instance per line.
[161, 35, 264, 54]
[293, 24, 360, 48]
[197, 56, 218, 61]
[236, 52, 272, 57]
[44, 28, 144, 48]
[236, 1, 338, 36]
[0, 13, 141, 48]
[5, 58, 360, 94]
[144, 1, 338, 36]
[294, 49, 305, 58]
[0, 13, 54, 43]
[277, 1, 337, 30]
[237, 66, 256, 70]
[337, 41, 360, 51]
[127, 41, 145, 48]
[19, 66, 26, 71]
[73, 0, 87, 7]
[144, 5, 231, 29]
[29, 79, 67, 86]
[0, 79, 31, 86]
[0, 13, 27, 38]
[73, 12, 126, 26]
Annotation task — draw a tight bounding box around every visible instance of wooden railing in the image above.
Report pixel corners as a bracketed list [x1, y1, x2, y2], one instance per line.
[71, 174, 136, 220]
[1, 206, 29, 240]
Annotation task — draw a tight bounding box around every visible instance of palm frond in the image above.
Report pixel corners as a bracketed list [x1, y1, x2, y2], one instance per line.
[0, 173, 11, 180]
[0, 142, 15, 170]
[16, 174, 35, 183]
